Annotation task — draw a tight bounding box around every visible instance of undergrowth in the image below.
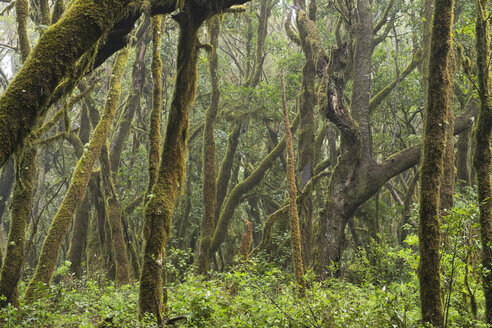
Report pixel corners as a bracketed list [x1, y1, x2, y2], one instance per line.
[0, 190, 486, 327]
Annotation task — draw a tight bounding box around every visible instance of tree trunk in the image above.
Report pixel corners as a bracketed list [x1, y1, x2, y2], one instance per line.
[0, 0, 132, 166]
[474, 0, 492, 323]
[67, 189, 91, 277]
[139, 8, 203, 320]
[295, 5, 316, 267]
[0, 158, 14, 221]
[196, 15, 221, 274]
[100, 145, 130, 285]
[24, 46, 130, 300]
[0, 146, 36, 307]
[281, 76, 305, 295]
[456, 126, 471, 186]
[418, 0, 454, 325]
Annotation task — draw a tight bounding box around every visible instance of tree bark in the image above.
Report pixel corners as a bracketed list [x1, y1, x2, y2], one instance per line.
[0, 0, 132, 167]
[24, 46, 130, 300]
[474, 0, 492, 323]
[281, 75, 305, 295]
[196, 15, 221, 274]
[0, 146, 36, 307]
[138, 6, 205, 320]
[418, 0, 454, 325]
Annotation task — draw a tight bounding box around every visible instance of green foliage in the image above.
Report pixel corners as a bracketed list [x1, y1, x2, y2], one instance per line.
[0, 279, 155, 327]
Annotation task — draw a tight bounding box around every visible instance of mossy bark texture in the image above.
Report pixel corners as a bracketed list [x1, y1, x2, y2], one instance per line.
[110, 30, 150, 174]
[0, 146, 36, 307]
[15, 0, 30, 62]
[147, 15, 164, 193]
[440, 52, 455, 211]
[196, 15, 221, 274]
[214, 121, 241, 225]
[0, 4, 34, 306]
[238, 217, 253, 260]
[67, 189, 91, 277]
[418, 0, 454, 326]
[100, 145, 130, 285]
[281, 77, 305, 295]
[0, 0, 131, 167]
[67, 96, 93, 277]
[24, 46, 130, 301]
[0, 158, 14, 220]
[139, 9, 203, 321]
[295, 9, 317, 266]
[210, 115, 299, 253]
[474, 0, 492, 323]
[456, 126, 471, 186]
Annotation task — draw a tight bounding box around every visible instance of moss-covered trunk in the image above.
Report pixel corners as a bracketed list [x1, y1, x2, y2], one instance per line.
[67, 189, 91, 277]
[87, 176, 106, 275]
[456, 126, 471, 186]
[474, 0, 492, 323]
[67, 100, 92, 277]
[24, 46, 130, 300]
[147, 15, 163, 193]
[210, 115, 299, 254]
[100, 145, 130, 285]
[110, 24, 150, 174]
[138, 9, 204, 321]
[0, 145, 36, 307]
[214, 121, 242, 225]
[196, 15, 221, 274]
[0, 3, 35, 306]
[418, 0, 454, 325]
[0, 0, 132, 167]
[0, 158, 14, 220]
[295, 7, 316, 266]
[440, 52, 455, 212]
[281, 76, 305, 294]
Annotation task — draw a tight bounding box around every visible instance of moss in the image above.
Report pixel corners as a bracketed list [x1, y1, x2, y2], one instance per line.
[51, 0, 65, 24]
[139, 9, 205, 321]
[296, 8, 318, 266]
[24, 46, 130, 301]
[418, 0, 454, 326]
[107, 195, 130, 285]
[474, 0, 492, 324]
[440, 51, 456, 212]
[110, 29, 149, 173]
[15, 0, 30, 62]
[243, 0, 271, 88]
[146, 15, 163, 195]
[196, 15, 221, 274]
[238, 218, 252, 260]
[0, 0, 132, 167]
[281, 77, 305, 296]
[67, 190, 90, 278]
[39, 0, 51, 25]
[214, 121, 242, 224]
[100, 143, 130, 285]
[0, 145, 36, 307]
[210, 114, 299, 253]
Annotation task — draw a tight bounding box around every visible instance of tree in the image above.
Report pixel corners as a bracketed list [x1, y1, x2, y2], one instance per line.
[24, 45, 130, 300]
[418, 0, 454, 325]
[138, 0, 249, 321]
[474, 0, 492, 323]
